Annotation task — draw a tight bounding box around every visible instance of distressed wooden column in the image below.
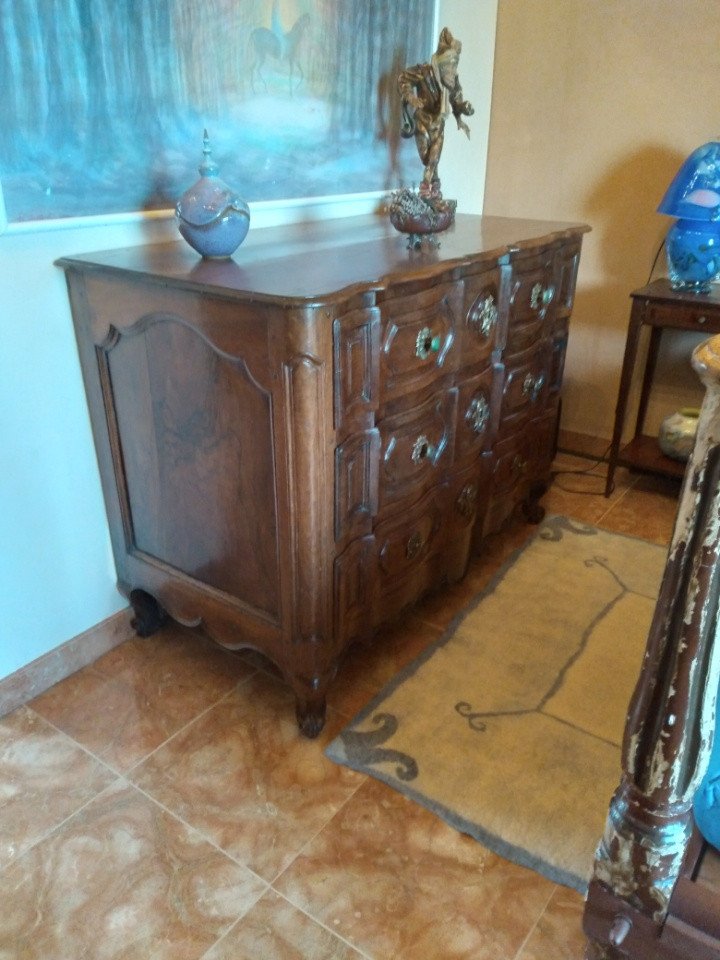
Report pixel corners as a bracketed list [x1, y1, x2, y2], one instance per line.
[586, 334, 720, 954]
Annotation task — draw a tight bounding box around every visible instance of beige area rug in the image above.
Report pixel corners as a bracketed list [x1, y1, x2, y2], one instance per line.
[327, 516, 667, 891]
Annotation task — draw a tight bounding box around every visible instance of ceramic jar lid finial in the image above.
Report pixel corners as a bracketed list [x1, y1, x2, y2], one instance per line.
[198, 128, 219, 178]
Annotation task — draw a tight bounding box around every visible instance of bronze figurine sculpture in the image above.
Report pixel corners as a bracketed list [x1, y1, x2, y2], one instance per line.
[389, 27, 474, 247]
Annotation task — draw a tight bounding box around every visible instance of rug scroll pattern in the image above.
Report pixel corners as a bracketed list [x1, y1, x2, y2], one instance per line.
[326, 517, 667, 891]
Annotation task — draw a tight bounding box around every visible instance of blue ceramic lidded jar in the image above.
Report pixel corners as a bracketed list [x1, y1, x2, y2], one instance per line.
[175, 131, 250, 259]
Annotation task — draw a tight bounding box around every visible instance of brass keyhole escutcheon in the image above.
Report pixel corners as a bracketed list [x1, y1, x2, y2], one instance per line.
[406, 531, 424, 560]
[415, 327, 441, 360]
[468, 294, 498, 338]
[411, 434, 437, 464]
[466, 395, 490, 434]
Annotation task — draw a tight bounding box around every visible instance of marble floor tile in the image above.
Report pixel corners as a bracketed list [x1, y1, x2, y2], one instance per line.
[596, 473, 679, 545]
[516, 885, 588, 960]
[205, 889, 368, 960]
[130, 671, 365, 882]
[0, 706, 116, 871]
[274, 778, 555, 960]
[30, 627, 254, 772]
[327, 615, 444, 724]
[0, 779, 266, 960]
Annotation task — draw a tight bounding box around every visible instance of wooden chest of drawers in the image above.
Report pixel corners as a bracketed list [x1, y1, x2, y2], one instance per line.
[59, 214, 587, 735]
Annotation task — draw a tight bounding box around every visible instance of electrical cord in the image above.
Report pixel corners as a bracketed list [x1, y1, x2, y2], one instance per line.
[550, 443, 613, 494]
[647, 237, 666, 284]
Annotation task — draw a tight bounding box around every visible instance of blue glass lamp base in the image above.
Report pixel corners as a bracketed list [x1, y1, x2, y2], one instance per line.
[666, 219, 720, 293]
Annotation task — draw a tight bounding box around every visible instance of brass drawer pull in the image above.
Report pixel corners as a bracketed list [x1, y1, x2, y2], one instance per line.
[416, 327, 441, 360]
[512, 454, 528, 476]
[466, 395, 490, 434]
[456, 482, 478, 519]
[406, 531, 424, 560]
[522, 372, 545, 403]
[411, 434, 437, 464]
[698, 315, 708, 325]
[468, 294, 498, 338]
[530, 283, 555, 311]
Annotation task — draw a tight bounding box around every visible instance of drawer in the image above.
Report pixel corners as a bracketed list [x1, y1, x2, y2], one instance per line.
[644, 300, 720, 333]
[455, 364, 502, 462]
[500, 342, 551, 422]
[334, 428, 380, 545]
[556, 239, 582, 320]
[490, 431, 531, 498]
[507, 247, 557, 342]
[447, 456, 492, 571]
[375, 486, 447, 580]
[333, 306, 381, 439]
[459, 264, 505, 365]
[548, 328, 569, 395]
[334, 534, 376, 645]
[377, 389, 457, 509]
[379, 280, 461, 404]
[373, 484, 449, 621]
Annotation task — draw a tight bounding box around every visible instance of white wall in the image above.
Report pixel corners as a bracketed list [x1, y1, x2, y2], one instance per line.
[0, 0, 497, 683]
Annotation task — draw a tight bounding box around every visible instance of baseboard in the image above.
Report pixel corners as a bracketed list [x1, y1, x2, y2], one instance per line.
[0, 607, 134, 718]
[557, 429, 611, 461]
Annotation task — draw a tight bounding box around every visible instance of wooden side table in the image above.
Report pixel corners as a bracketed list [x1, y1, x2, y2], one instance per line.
[605, 279, 720, 496]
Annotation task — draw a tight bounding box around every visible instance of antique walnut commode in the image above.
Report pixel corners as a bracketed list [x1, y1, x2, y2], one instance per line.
[59, 214, 588, 736]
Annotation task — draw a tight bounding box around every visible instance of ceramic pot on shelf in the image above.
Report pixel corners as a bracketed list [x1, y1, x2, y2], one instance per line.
[658, 407, 700, 461]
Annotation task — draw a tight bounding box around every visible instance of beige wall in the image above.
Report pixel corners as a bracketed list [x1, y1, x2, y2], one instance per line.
[484, 0, 720, 440]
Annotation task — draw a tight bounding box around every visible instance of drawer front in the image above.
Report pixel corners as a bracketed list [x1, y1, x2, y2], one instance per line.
[334, 534, 376, 645]
[334, 428, 380, 545]
[375, 487, 447, 580]
[460, 265, 504, 366]
[455, 364, 502, 462]
[379, 281, 461, 404]
[490, 431, 531, 498]
[644, 300, 720, 333]
[378, 389, 457, 509]
[484, 402, 560, 536]
[373, 485, 449, 622]
[500, 343, 551, 424]
[548, 328, 569, 395]
[333, 306, 381, 439]
[556, 239, 582, 320]
[507, 248, 558, 353]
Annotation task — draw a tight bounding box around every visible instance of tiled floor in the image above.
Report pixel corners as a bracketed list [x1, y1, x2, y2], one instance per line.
[0, 453, 680, 959]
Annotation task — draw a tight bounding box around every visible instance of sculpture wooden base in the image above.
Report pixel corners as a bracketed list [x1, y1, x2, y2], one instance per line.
[387, 187, 457, 249]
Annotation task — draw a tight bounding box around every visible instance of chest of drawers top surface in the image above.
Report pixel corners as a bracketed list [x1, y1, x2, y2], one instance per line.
[58, 213, 589, 303]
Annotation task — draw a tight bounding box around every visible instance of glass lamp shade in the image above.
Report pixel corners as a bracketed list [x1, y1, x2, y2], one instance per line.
[658, 141, 720, 221]
[658, 141, 720, 292]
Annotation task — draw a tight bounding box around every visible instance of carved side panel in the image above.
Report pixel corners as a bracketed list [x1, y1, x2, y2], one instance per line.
[107, 316, 281, 620]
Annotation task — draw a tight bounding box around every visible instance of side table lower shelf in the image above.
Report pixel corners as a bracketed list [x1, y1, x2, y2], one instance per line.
[612, 434, 686, 486]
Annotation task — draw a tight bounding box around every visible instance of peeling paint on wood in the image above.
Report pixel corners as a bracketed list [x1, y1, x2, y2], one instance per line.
[589, 334, 720, 927]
